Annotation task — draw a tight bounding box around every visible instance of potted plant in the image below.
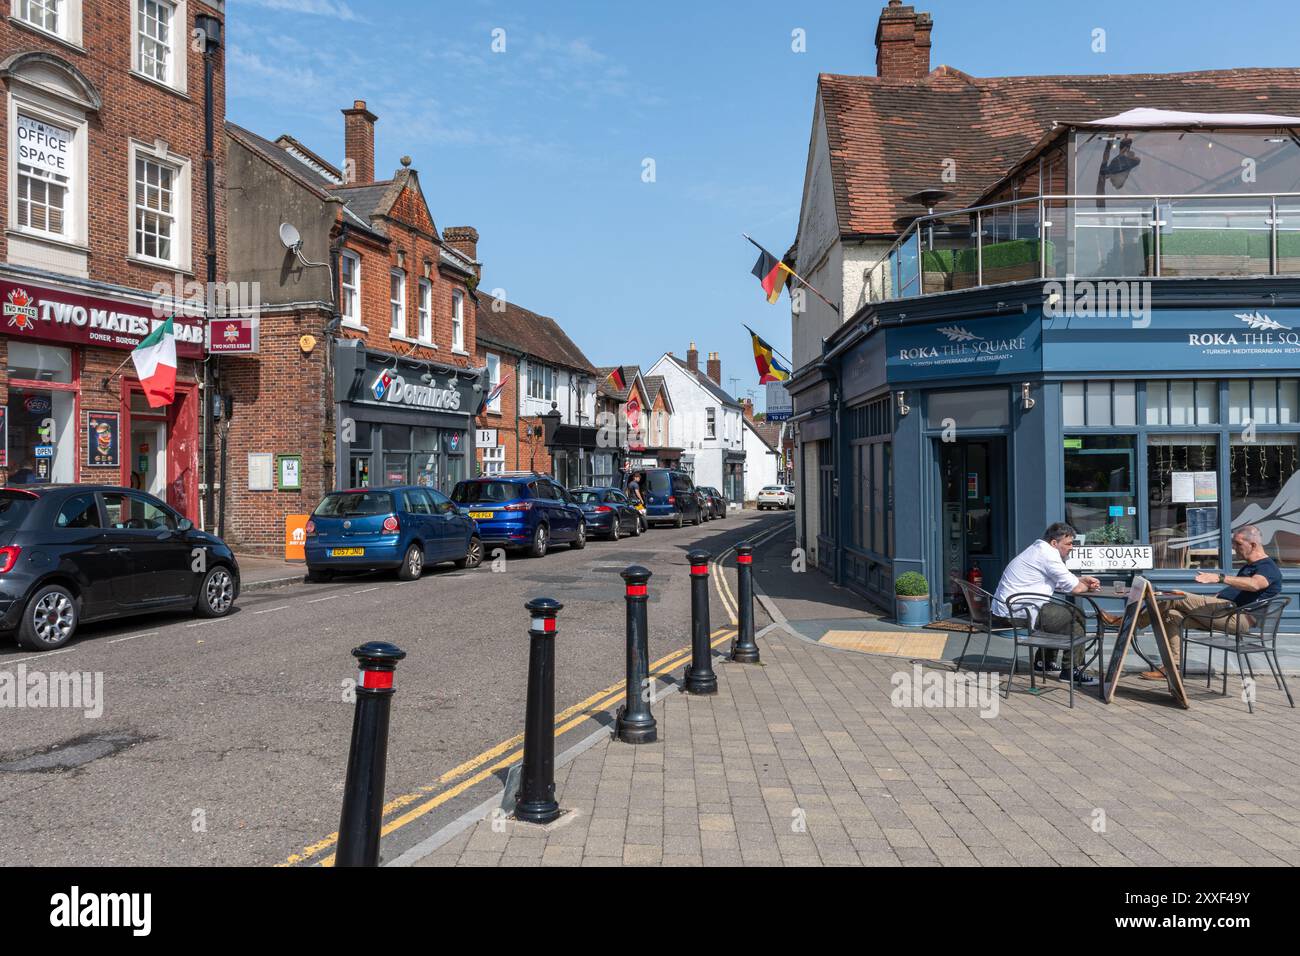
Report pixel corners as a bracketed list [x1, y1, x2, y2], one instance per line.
[894, 571, 931, 627]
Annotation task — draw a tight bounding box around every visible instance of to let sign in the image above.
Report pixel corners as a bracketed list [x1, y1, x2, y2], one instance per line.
[1066, 545, 1154, 572]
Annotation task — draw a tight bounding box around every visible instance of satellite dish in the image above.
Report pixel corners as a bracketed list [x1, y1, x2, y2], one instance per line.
[279, 222, 302, 252]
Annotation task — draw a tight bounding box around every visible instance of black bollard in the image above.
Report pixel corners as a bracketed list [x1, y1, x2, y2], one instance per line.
[614, 565, 657, 744]
[730, 542, 761, 664]
[336, 641, 406, 867]
[515, 597, 563, 824]
[683, 550, 718, 695]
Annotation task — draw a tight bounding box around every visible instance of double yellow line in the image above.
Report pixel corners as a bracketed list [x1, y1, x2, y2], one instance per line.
[283, 626, 737, 867]
[710, 518, 793, 624]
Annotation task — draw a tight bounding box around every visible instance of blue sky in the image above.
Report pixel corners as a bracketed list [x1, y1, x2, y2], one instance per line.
[228, 0, 1300, 410]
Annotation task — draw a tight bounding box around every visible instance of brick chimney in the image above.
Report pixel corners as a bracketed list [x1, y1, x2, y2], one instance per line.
[742, 398, 755, 421]
[875, 1, 932, 80]
[342, 99, 377, 184]
[687, 341, 699, 373]
[442, 226, 480, 279]
[706, 351, 721, 386]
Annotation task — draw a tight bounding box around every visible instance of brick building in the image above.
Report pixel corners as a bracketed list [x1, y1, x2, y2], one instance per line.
[0, 0, 227, 522]
[224, 100, 481, 553]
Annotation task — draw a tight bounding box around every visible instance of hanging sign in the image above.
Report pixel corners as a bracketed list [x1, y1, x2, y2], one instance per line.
[86, 411, 120, 468]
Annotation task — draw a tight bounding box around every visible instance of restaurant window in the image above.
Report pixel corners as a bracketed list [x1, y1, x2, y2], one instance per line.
[340, 252, 361, 326]
[926, 388, 1009, 429]
[413, 427, 439, 488]
[1228, 378, 1299, 426]
[348, 421, 372, 488]
[1230, 434, 1300, 568]
[1148, 434, 1220, 570]
[1145, 379, 1218, 426]
[6, 343, 75, 485]
[1064, 435, 1137, 544]
[1061, 380, 1136, 428]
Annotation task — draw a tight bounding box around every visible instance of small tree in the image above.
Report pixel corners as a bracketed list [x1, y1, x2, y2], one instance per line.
[894, 571, 929, 596]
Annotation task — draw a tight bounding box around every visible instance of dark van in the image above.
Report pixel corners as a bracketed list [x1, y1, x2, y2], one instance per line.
[630, 469, 702, 528]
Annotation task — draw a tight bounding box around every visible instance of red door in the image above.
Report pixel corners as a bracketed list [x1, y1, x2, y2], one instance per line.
[167, 385, 199, 524]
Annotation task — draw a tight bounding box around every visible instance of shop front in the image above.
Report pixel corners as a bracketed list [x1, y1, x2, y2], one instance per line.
[826, 293, 1300, 623]
[548, 423, 613, 487]
[723, 451, 746, 504]
[332, 340, 482, 493]
[0, 276, 203, 520]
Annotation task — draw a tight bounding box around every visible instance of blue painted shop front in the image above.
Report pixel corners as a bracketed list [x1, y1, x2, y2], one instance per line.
[829, 301, 1300, 624]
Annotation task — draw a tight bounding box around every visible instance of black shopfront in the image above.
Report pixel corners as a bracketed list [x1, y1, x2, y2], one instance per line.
[333, 340, 482, 494]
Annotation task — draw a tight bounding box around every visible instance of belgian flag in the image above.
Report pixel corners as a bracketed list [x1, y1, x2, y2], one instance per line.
[748, 237, 793, 304]
[745, 325, 791, 384]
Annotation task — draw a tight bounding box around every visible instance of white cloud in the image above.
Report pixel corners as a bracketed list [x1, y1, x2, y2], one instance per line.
[238, 0, 364, 21]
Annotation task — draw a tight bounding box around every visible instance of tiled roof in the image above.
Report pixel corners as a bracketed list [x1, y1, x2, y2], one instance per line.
[478, 291, 597, 375]
[819, 67, 1300, 237]
[643, 374, 667, 408]
[662, 354, 740, 409]
[595, 364, 644, 402]
[751, 420, 783, 452]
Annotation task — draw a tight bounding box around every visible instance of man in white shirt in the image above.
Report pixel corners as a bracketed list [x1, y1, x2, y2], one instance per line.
[992, 522, 1103, 685]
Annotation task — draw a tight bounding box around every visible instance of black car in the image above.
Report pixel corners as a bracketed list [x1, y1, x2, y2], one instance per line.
[570, 487, 644, 540]
[626, 468, 703, 528]
[694, 488, 712, 521]
[0, 485, 239, 651]
[699, 487, 727, 519]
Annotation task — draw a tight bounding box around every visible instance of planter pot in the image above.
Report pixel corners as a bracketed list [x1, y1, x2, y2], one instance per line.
[895, 594, 931, 628]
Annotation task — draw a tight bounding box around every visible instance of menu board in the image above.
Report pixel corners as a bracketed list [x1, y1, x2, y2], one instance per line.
[1101, 577, 1190, 708]
[86, 411, 119, 468]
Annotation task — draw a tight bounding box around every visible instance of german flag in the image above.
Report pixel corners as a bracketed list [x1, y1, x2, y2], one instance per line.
[745, 326, 791, 384]
[605, 366, 626, 392]
[748, 237, 793, 304]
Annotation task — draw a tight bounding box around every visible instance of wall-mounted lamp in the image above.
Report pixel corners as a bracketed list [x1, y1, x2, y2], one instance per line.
[1021, 382, 1035, 411]
[895, 390, 910, 416]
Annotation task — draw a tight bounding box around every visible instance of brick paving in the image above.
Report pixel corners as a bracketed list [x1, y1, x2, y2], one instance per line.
[413, 623, 1300, 867]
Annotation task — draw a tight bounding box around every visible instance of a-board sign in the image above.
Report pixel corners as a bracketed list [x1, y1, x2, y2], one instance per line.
[1066, 545, 1153, 571]
[1101, 576, 1190, 708]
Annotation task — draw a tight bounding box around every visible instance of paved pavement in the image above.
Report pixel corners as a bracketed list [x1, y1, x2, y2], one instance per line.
[413, 525, 1300, 867]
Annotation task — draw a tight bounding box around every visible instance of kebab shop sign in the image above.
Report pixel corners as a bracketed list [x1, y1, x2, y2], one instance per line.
[0, 280, 204, 358]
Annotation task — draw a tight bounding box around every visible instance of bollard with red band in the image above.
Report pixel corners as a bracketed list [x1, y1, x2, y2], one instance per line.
[516, 597, 563, 824]
[615, 565, 657, 744]
[683, 550, 718, 695]
[336, 641, 406, 867]
[730, 542, 760, 664]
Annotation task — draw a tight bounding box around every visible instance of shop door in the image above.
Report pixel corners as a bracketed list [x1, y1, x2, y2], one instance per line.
[130, 420, 167, 496]
[940, 439, 1007, 608]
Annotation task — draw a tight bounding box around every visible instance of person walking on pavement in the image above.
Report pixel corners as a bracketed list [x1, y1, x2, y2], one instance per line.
[627, 471, 644, 508]
[992, 522, 1104, 686]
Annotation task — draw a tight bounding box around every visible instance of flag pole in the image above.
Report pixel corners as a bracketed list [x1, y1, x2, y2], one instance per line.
[100, 351, 137, 392]
[744, 233, 841, 315]
[742, 324, 795, 369]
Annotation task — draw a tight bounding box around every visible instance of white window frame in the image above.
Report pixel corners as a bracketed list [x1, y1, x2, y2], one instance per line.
[486, 352, 502, 414]
[527, 361, 555, 402]
[417, 278, 433, 344]
[131, 0, 188, 94]
[7, 94, 87, 249]
[12, 0, 82, 44]
[706, 407, 717, 440]
[480, 445, 505, 475]
[451, 289, 465, 352]
[339, 250, 362, 328]
[127, 141, 190, 270]
[390, 269, 406, 337]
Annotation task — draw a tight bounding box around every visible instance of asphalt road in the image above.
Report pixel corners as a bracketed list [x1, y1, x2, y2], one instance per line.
[0, 509, 791, 866]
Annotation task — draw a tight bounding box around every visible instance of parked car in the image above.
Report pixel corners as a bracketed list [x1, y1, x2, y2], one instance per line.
[757, 485, 795, 510]
[0, 485, 239, 651]
[305, 485, 483, 581]
[699, 486, 727, 519]
[626, 468, 702, 528]
[570, 487, 644, 540]
[450, 473, 586, 557]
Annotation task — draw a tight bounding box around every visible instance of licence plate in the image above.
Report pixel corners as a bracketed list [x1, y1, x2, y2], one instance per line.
[330, 547, 364, 557]
[469, 511, 494, 519]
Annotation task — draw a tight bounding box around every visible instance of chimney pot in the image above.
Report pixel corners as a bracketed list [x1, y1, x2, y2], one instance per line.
[706, 352, 722, 386]
[687, 343, 699, 373]
[875, 1, 932, 80]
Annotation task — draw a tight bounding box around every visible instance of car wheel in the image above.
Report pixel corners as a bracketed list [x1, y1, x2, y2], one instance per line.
[17, 584, 79, 651]
[570, 522, 587, 550]
[195, 566, 237, 618]
[398, 544, 424, 580]
[529, 524, 549, 558]
[307, 567, 333, 583]
[610, 519, 621, 541]
[457, 536, 483, 570]
[632, 515, 642, 536]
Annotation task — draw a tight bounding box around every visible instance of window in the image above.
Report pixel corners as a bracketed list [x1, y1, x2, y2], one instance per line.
[340, 252, 361, 326]
[103, 493, 175, 530]
[16, 0, 60, 35]
[486, 353, 502, 413]
[926, 388, 1010, 429]
[1145, 380, 1217, 426]
[136, 0, 177, 87]
[15, 113, 71, 237]
[1230, 436, 1300, 568]
[451, 290, 465, 351]
[1064, 435, 1137, 544]
[527, 362, 554, 401]
[1061, 381, 1136, 428]
[402, 490, 433, 515]
[7, 344, 74, 485]
[390, 270, 406, 336]
[8, 343, 72, 383]
[480, 446, 505, 475]
[706, 407, 716, 439]
[56, 494, 99, 529]
[133, 154, 176, 263]
[1148, 435, 1220, 570]
[417, 279, 432, 343]
[1229, 378, 1299, 426]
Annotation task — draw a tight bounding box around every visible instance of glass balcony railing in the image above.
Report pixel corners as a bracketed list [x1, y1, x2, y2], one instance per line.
[870, 192, 1300, 302]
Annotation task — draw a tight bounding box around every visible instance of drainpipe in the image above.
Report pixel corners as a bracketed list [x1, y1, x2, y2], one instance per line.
[195, 13, 222, 534]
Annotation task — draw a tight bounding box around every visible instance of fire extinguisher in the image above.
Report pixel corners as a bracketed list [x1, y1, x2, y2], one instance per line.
[965, 563, 983, 591]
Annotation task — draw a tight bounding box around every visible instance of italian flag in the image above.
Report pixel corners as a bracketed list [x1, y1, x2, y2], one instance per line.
[131, 317, 177, 407]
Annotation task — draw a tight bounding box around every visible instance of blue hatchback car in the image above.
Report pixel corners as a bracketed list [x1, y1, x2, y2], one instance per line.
[450, 473, 587, 558]
[304, 486, 483, 581]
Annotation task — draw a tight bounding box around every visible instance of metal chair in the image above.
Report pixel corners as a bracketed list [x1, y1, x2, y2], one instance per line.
[1004, 592, 1105, 709]
[1179, 595, 1293, 713]
[954, 579, 1018, 672]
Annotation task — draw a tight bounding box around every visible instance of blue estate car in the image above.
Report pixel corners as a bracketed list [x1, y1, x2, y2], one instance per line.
[450, 473, 587, 558]
[304, 486, 483, 581]
[570, 486, 644, 540]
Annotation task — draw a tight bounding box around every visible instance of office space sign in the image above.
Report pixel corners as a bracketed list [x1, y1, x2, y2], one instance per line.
[16, 114, 72, 179]
[1065, 545, 1154, 571]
